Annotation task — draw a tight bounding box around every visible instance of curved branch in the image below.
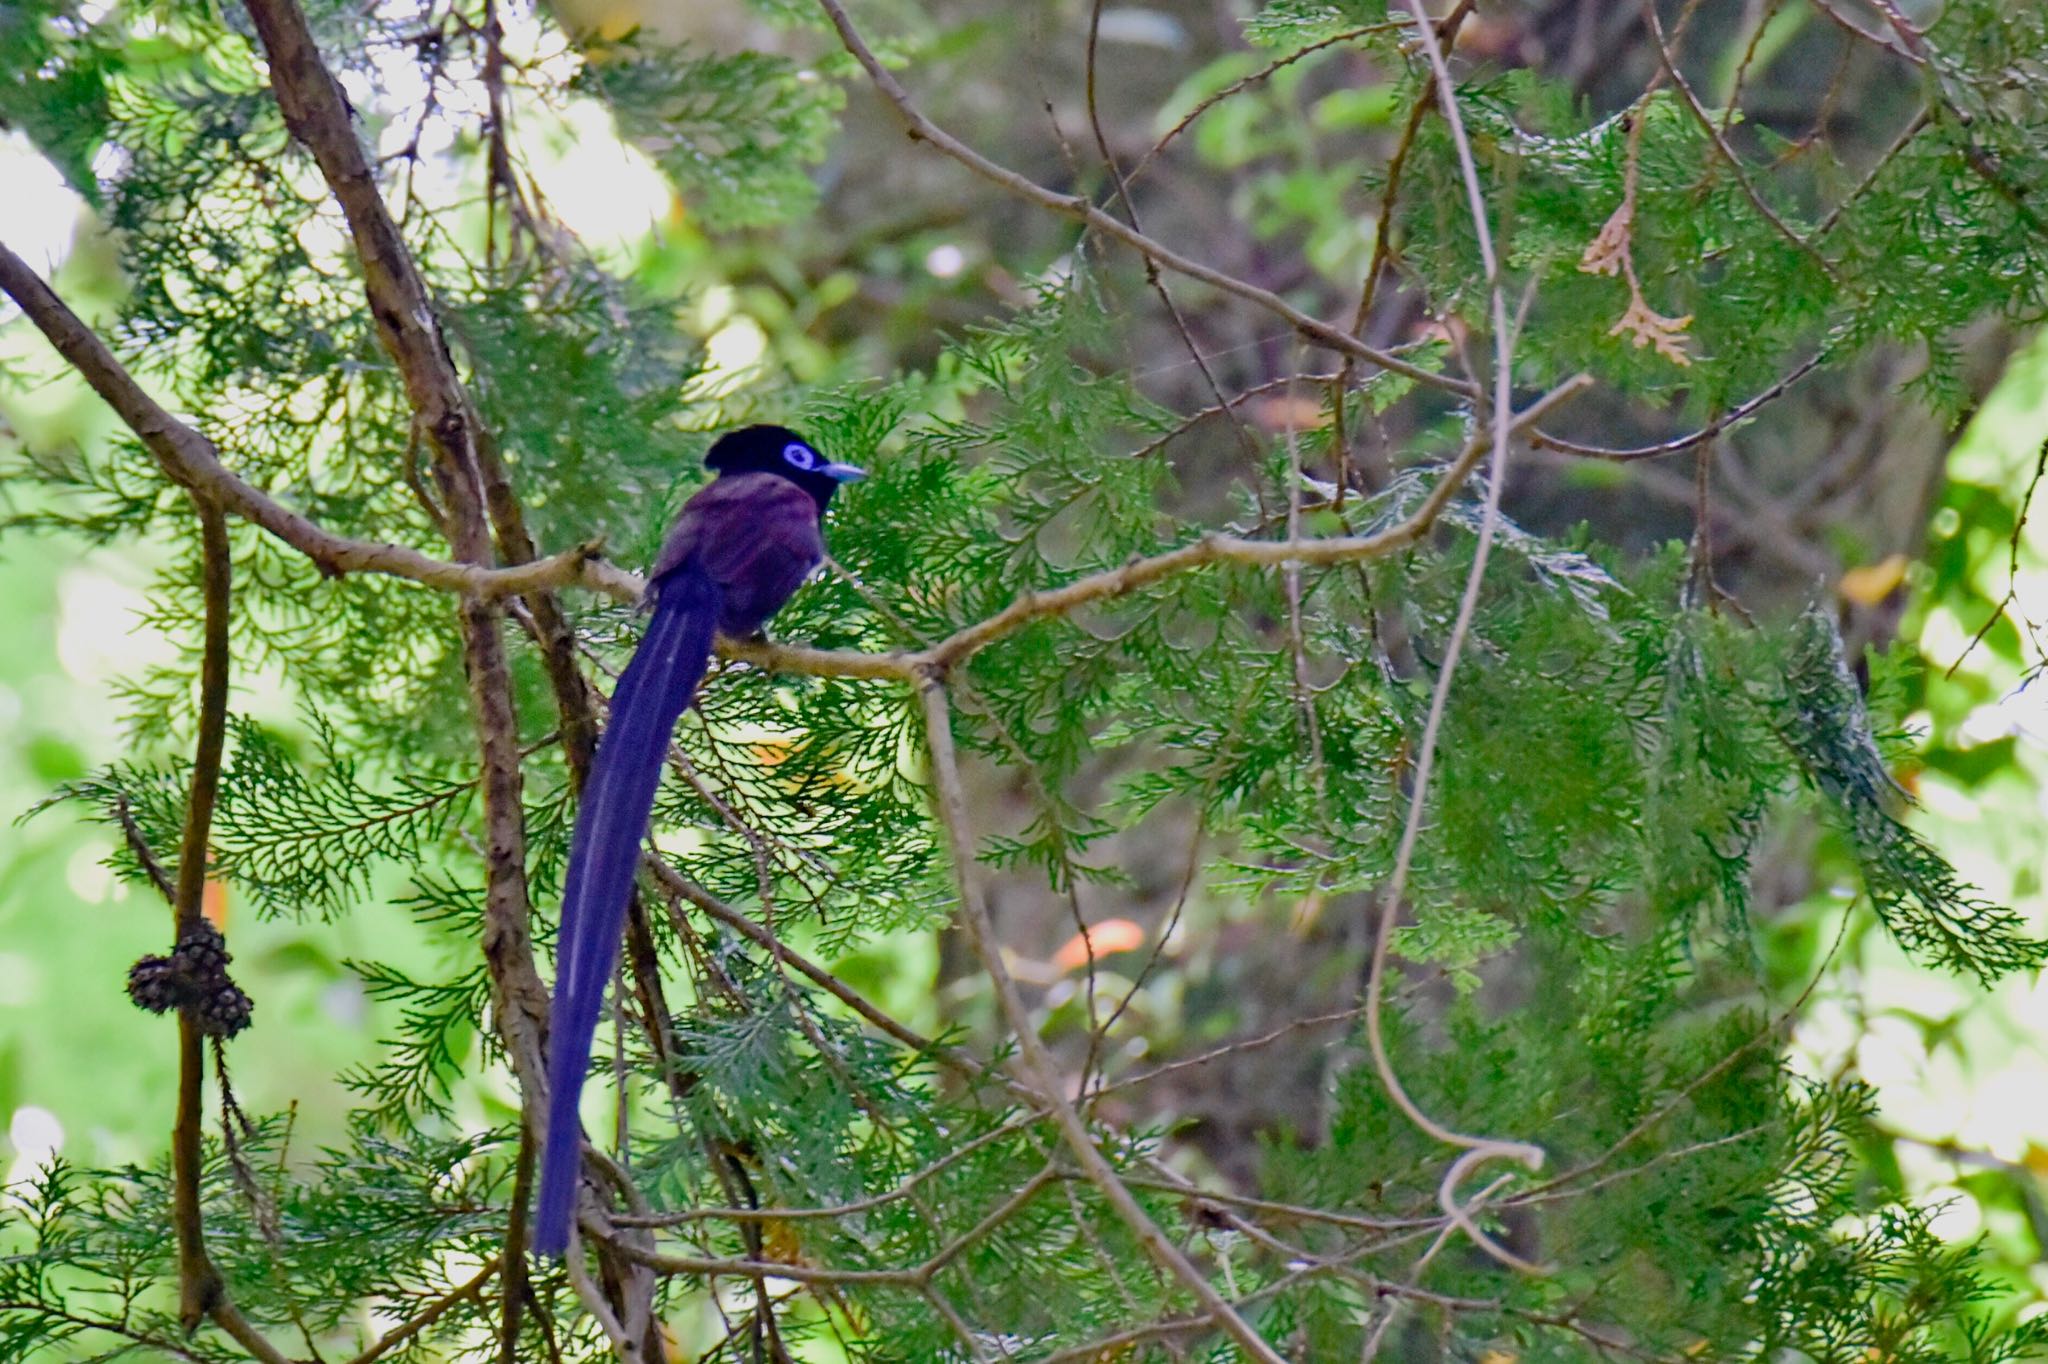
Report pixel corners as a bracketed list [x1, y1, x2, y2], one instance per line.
[1528, 350, 1825, 461]
[922, 374, 1589, 672]
[917, 678, 1291, 1364]
[0, 241, 610, 599]
[812, 0, 1474, 399]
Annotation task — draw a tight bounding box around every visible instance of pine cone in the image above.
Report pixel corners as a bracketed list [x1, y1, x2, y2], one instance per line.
[171, 920, 231, 973]
[194, 982, 253, 1037]
[127, 955, 181, 1014]
[126, 921, 253, 1034]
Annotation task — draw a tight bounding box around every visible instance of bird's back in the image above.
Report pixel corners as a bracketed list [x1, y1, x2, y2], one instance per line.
[650, 471, 826, 635]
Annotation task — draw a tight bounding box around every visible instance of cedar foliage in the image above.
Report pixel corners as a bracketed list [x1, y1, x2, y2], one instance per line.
[3, 0, 2047, 1360]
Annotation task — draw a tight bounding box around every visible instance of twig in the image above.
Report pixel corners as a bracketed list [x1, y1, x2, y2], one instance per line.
[611, 1113, 1039, 1227]
[1639, 0, 1836, 279]
[1094, 1004, 1367, 1099]
[917, 678, 1291, 1364]
[1529, 351, 1825, 461]
[115, 794, 177, 903]
[499, 1131, 533, 1363]
[922, 375, 1588, 673]
[1330, 1, 1475, 502]
[1129, 23, 1398, 183]
[812, 0, 1476, 399]
[348, 1258, 504, 1364]
[1373, 0, 1546, 1275]
[1948, 429, 2048, 677]
[1813, 108, 1931, 240]
[1280, 373, 1328, 783]
[1804, 0, 1925, 65]
[1720, 0, 1787, 135]
[1086, 0, 1267, 492]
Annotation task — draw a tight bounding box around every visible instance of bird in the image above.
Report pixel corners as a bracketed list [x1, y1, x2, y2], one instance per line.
[533, 424, 865, 1256]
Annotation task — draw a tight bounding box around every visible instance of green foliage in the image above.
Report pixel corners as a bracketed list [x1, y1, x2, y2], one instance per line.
[41, 715, 475, 919]
[1768, 608, 2048, 983]
[578, 42, 845, 230]
[0, 0, 116, 203]
[3, 0, 2046, 1359]
[1242, 0, 1390, 49]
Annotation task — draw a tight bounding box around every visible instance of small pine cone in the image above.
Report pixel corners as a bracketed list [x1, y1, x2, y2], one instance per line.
[194, 982, 253, 1037]
[172, 920, 231, 973]
[127, 955, 181, 1014]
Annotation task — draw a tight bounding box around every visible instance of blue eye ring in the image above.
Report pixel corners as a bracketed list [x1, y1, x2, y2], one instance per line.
[783, 442, 818, 471]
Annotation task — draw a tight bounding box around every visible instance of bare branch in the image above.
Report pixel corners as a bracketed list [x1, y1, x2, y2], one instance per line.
[1639, 0, 1836, 279]
[812, 0, 1475, 399]
[918, 677, 1291, 1364]
[1369, 0, 1546, 1275]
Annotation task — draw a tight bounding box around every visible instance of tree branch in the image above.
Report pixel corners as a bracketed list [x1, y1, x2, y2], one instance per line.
[1639, 0, 1836, 279]
[812, 0, 1474, 399]
[915, 678, 1291, 1364]
[921, 374, 1588, 673]
[0, 241, 609, 598]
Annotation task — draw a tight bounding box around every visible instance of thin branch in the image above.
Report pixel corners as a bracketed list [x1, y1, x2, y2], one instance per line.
[611, 1114, 1040, 1227]
[347, 1258, 503, 1364]
[170, 495, 227, 1330]
[1130, 369, 1342, 460]
[1639, 0, 1836, 279]
[1720, 0, 1787, 136]
[1330, 1, 1475, 503]
[173, 494, 231, 939]
[641, 854, 1018, 1098]
[1129, 23, 1398, 183]
[1094, 1005, 1367, 1099]
[160, 496, 292, 1364]
[923, 375, 1588, 673]
[1813, 107, 1931, 240]
[115, 793, 177, 903]
[1373, 0, 1545, 1275]
[812, 0, 1475, 399]
[1086, 0, 1267, 490]
[1528, 350, 1825, 461]
[1803, 0, 1924, 64]
[0, 1303, 217, 1364]
[917, 679, 1291, 1364]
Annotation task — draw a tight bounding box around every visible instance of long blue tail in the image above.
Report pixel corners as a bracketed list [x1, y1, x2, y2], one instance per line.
[534, 568, 719, 1255]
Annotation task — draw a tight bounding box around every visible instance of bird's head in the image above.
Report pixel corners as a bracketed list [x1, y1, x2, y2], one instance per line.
[704, 425, 866, 511]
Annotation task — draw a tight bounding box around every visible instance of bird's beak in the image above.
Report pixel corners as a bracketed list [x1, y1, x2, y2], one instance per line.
[821, 462, 867, 483]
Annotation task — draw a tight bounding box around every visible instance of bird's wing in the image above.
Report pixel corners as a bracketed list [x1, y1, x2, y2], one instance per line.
[651, 473, 825, 633]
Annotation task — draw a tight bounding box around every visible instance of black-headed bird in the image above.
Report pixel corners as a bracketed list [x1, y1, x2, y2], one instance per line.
[534, 425, 864, 1256]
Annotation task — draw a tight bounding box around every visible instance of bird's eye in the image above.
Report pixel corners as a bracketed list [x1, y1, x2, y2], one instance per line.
[782, 443, 817, 471]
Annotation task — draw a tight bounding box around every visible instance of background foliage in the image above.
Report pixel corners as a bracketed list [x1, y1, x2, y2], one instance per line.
[4, 0, 2048, 1360]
